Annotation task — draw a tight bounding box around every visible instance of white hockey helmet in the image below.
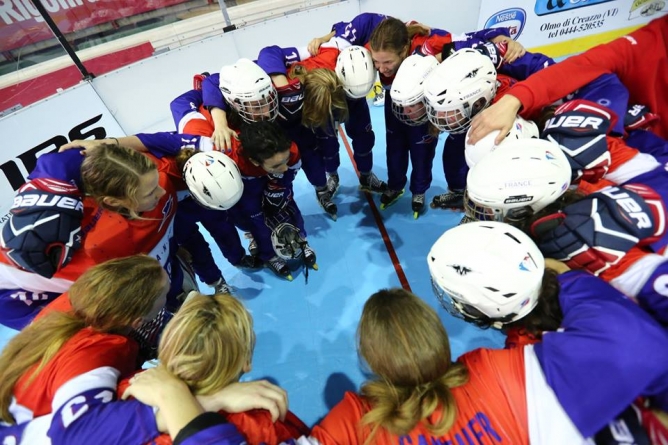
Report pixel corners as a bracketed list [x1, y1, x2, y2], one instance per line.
[183, 151, 244, 210]
[390, 55, 439, 126]
[335, 46, 377, 99]
[464, 115, 539, 168]
[428, 221, 545, 327]
[219, 58, 278, 123]
[271, 223, 304, 260]
[464, 138, 571, 223]
[424, 48, 497, 134]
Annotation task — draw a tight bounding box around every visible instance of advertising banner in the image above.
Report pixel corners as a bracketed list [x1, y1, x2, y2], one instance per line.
[0, 0, 191, 52]
[0, 82, 125, 218]
[478, 0, 667, 56]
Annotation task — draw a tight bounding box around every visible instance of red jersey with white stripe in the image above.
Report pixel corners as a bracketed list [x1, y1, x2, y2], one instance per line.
[10, 326, 137, 423]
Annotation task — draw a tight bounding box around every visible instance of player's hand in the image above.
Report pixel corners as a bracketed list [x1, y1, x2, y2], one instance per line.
[122, 366, 192, 407]
[212, 125, 238, 153]
[467, 95, 522, 145]
[198, 380, 288, 423]
[58, 138, 107, 155]
[308, 37, 327, 56]
[490, 36, 525, 63]
[406, 20, 431, 35]
[544, 258, 571, 274]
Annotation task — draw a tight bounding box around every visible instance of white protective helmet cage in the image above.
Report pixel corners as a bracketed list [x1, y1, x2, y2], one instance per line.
[424, 48, 497, 134]
[219, 58, 279, 123]
[270, 223, 305, 260]
[464, 138, 571, 223]
[390, 55, 439, 126]
[335, 46, 378, 99]
[183, 151, 244, 210]
[464, 115, 540, 168]
[427, 221, 545, 327]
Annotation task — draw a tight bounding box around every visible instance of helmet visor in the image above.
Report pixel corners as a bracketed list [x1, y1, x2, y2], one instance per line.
[391, 100, 429, 126]
[431, 278, 488, 321]
[233, 89, 279, 123]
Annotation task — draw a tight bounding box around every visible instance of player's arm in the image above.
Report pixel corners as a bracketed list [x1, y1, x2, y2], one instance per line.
[328, 12, 386, 47]
[467, 37, 626, 146]
[199, 74, 238, 151]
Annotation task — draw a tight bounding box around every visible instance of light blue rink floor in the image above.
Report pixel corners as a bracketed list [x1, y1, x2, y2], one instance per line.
[0, 103, 504, 427]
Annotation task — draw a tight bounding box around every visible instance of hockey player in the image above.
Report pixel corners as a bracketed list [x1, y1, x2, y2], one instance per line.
[427, 221, 668, 444]
[42, 293, 310, 445]
[0, 139, 192, 330]
[257, 44, 385, 196]
[0, 256, 168, 435]
[466, 15, 668, 145]
[381, 54, 439, 218]
[177, 150, 261, 294]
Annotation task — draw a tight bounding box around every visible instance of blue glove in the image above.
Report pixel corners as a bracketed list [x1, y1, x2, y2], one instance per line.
[1, 178, 83, 278]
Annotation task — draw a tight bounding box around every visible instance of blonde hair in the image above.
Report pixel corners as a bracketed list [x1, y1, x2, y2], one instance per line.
[358, 288, 469, 444]
[81, 144, 158, 219]
[291, 67, 349, 131]
[158, 293, 255, 395]
[0, 255, 165, 423]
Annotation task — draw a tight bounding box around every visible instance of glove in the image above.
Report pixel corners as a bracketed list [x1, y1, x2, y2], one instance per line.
[275, 77, 304, 126]
[624, 104, 660, 132]
[473, 41, 506, 69]
[531, 185, 663, 275]
[1, 178, 83, 278]
[542, 99, 614, 183]
[262, 181, 292, 217]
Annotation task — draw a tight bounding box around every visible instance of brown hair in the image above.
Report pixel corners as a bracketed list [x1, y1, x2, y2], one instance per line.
[291, 67, 349, 131]
[175, 148, 198, 173]
[81, 144, 157, 219]
[158, 293, 255, 395]
[358, 288, 469, 444]
[369, 17, 427, 56]
[0, 255, 165, 423]
[503, 268, 563, 338]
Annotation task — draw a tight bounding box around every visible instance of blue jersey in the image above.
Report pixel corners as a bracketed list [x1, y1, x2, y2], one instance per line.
[535, 271, 668, 437]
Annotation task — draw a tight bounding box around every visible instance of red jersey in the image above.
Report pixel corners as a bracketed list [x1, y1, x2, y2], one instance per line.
[11, 327, 137, 423]
[80, 154, 181, 267]
[291, 47, 339, 72]
[0, 155, 181, 295]
[510, 15, 668, 139]
[310, 348, 529, 445]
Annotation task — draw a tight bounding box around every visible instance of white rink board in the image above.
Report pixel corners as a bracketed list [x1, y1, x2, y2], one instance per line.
[0, 82, 126, 218]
